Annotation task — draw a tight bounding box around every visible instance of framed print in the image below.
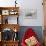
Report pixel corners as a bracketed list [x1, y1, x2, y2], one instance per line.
[2, 10, 9, 15]
[25, 9, 37, 19]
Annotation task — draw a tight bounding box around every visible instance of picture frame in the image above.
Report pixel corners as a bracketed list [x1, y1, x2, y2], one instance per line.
[2, 10, 9, 15]
[25, 9, 37, 19]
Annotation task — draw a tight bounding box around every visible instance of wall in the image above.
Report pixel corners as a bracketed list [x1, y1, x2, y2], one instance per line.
[18, 0, 44, 26]
[0, 0, 44, 26]
[0, 0, 15, 7]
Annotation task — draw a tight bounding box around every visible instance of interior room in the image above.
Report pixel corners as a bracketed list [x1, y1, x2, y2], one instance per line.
[0, 0, 45, 46]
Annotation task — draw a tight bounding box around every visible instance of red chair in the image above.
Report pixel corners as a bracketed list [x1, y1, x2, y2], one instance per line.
[21, 28, 41, 46]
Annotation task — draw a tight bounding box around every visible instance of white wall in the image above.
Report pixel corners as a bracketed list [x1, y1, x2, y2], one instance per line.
[0, 0, 44, 26]
[18, 0, 44, 26]
[0, 0, 15, 7]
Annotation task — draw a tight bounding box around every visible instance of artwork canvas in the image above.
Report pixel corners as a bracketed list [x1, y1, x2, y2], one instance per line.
[2, 10, 9, 15]
[25, 9, 37, 19]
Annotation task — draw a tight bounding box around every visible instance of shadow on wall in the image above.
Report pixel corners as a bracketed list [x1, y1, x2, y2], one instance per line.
[18, 26, 43, 44]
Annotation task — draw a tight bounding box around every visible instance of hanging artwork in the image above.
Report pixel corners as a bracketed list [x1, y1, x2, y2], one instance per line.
[2, 10, 9, 15]
[25, 9, 37, 19]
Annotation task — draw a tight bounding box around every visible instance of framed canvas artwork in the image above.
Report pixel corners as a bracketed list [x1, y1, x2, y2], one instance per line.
[2, 10, 9, 15]
[25, 9, 37, 19]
